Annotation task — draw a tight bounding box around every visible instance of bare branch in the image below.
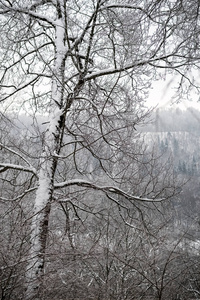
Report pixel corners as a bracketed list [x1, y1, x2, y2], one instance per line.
[54, 179, 165, 202]
[0, 186, 37, 202]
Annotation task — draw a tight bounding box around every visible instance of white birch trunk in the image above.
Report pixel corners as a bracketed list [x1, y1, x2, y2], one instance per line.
[25, 15, 66, 300]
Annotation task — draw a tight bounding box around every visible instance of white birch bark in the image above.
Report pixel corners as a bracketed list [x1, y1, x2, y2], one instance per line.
[25, 11, 67, 300]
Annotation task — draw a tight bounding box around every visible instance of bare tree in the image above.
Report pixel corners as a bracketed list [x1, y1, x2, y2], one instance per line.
[0, 0, 194, 299]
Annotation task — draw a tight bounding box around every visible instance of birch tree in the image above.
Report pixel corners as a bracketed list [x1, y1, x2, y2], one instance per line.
[0, 0, 192, 299]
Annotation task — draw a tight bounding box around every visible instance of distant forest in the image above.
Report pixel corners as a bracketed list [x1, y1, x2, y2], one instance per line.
[143, 107, 200, 133]
[141, 107, 200, 238]
[140, 107, 200, 178]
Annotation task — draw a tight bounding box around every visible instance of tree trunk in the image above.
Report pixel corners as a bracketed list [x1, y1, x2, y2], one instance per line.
[24, 16, 66, 300]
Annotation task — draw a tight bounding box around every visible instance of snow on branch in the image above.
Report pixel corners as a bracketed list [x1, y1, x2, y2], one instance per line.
[84, 54, 176, 81]
[0, 143, 36, 170]
[0, 3, 56, 27]
[100, 4, 147, 12]
[54, 179, 164, 202]
[0, 163, 37, 175]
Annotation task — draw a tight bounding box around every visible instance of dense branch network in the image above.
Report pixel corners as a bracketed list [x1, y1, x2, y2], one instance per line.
[0, 1, 198, 299]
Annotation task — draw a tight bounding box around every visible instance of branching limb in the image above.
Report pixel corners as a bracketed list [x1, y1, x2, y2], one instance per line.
[0, 186, 37, 202]
[54, 179, 165, 202]
[0, 163, 37, 175]
[0, 143, 36, 170]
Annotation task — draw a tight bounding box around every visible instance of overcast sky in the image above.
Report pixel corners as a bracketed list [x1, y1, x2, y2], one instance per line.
[147, 74, 200, 111]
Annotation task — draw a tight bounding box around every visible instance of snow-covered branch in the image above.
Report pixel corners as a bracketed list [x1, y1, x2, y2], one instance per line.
[100, 4, 147, 12]
[84, 54, 176, 81]
[0, 143, 36, 170]
[187, 288, 200, 295]
[0, 3, 56, 26]
[54, 179, 164, 202]
[0, 163, 37, 175]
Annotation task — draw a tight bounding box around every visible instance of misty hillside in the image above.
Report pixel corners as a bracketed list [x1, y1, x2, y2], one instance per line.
[142, 107, 200, 176]
[141, 107, 200, 237]
[144, 107, 200, 133]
